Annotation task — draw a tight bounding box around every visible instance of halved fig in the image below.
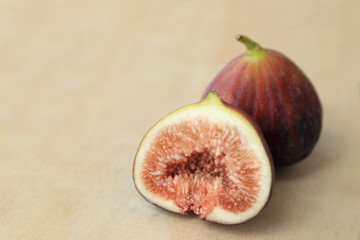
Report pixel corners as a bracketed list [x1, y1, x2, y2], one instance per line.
[133, 92, 274, 224]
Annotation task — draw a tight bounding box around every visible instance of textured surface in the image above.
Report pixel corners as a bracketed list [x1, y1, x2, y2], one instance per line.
[0, 0, 360, 239]
[139, 118, 264, 219]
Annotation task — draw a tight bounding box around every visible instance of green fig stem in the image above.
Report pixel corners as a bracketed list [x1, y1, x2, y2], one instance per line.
[203, 91, 223, 105]
[236, 35, 267, 62]
[236, 35, 262, 55]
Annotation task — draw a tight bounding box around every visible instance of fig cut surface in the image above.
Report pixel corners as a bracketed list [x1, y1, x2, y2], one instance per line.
[133, 92, 273, 224]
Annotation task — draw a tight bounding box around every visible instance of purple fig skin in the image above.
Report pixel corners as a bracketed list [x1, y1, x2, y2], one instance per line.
[202, 43, 322, 168]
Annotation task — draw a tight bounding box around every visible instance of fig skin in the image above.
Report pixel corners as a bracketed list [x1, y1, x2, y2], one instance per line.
[133, 92, 274, 224]
[202, 35, 322, 167]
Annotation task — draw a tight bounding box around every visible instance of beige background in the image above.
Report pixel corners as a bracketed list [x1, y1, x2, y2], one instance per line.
[1, 0, 360, 239]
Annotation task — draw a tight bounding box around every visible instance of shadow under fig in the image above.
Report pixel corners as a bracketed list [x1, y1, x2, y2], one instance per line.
[276, 128, 344, 181]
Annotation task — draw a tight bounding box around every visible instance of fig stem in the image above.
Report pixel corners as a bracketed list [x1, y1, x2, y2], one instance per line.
[204, 91, 223, 105]
[236, 35, 262, 55]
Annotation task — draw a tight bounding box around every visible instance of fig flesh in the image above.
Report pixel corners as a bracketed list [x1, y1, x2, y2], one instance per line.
[133, 92, 273, 224]
[202, 35, 322, 167]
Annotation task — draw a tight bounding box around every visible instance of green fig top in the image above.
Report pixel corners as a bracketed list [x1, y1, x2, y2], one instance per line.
[202, 91, 223, 105]
[236, 35, 267, 62]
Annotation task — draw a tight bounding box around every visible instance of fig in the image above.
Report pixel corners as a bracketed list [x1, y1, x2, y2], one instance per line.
[202, 35, 322, 167]
[133, 92, 273, 224]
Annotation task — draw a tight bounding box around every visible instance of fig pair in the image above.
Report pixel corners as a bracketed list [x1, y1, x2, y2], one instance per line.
[133, 35, 322, 224]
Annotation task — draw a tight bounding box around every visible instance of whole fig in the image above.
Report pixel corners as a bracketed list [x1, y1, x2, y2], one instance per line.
[202, 35, 322, 167]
